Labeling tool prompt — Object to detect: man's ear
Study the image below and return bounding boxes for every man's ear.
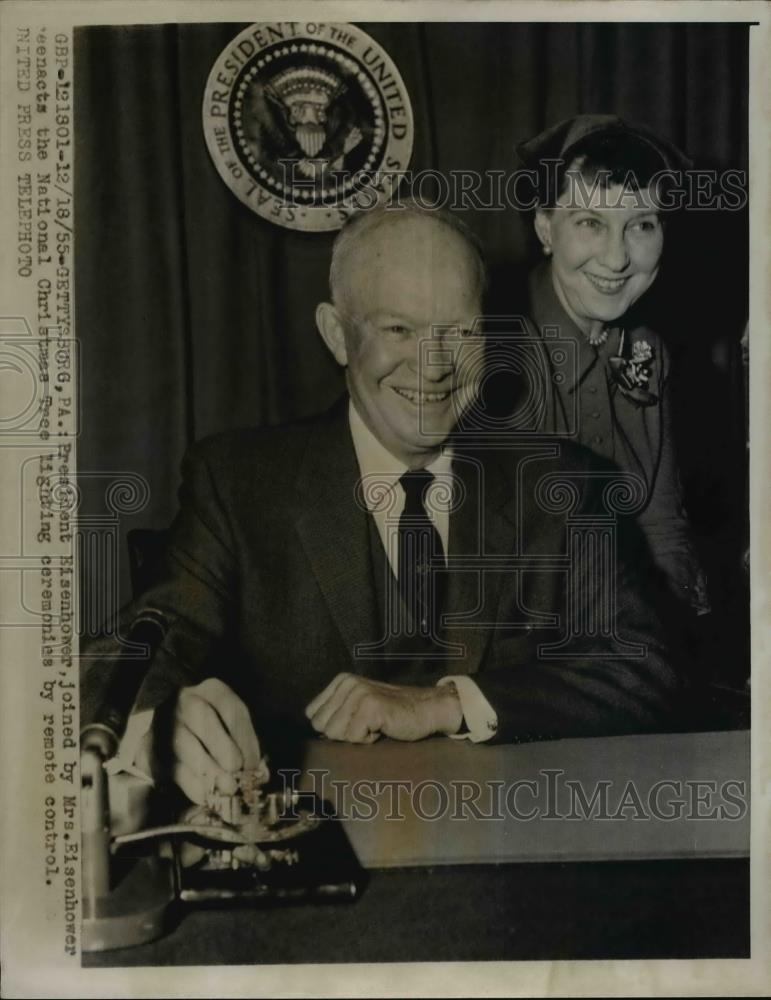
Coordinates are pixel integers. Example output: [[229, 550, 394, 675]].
[[533, 208, 553, 253], [315, 302, 348, 367]]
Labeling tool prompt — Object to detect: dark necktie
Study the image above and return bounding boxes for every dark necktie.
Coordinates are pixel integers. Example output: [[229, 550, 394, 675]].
[[398, 470, 446, 639]]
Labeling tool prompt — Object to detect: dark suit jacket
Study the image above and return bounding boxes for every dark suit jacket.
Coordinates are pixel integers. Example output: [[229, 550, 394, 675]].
[[82, 395, 683, 747]]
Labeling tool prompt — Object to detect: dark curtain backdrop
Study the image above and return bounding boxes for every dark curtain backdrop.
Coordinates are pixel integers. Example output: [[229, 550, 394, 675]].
[[75, 22, 749, 674]]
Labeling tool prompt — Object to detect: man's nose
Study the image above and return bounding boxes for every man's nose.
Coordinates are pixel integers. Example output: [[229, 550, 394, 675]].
[[598, 229, 630, 272], [413, 331, 456, 380]]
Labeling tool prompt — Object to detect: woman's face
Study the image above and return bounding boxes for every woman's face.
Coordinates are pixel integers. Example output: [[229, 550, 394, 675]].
[[535, 180, 665, 332]]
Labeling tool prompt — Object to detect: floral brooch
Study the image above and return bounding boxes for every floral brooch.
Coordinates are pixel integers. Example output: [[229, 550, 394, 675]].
[[608, 336, 658, 407]]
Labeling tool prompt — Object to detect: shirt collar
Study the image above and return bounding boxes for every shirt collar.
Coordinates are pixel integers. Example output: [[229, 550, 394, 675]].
[[348, 400, 453, 512]]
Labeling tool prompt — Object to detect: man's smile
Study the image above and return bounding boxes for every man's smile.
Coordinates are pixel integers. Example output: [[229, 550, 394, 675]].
[[390, 386, 452, 404]]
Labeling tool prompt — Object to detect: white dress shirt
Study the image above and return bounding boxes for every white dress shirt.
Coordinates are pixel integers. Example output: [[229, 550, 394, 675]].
[[348, 402, 498, 743]]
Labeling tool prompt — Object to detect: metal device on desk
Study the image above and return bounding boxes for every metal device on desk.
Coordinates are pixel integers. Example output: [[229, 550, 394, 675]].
[[80, 612, 361, 953]]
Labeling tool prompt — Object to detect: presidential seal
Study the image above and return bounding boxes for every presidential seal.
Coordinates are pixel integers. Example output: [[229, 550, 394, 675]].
[[202, 22, 414, 232]]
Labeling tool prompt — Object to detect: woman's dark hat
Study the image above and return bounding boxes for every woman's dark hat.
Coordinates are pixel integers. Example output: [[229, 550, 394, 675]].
[[515, 114, 692, 172]]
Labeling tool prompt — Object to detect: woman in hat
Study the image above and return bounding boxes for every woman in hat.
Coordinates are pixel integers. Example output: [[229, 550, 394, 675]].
[[515, 114, 709, 616]]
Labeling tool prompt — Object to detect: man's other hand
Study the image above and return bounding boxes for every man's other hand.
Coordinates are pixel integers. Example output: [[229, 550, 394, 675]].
[[305, 674, 463, 743], [164, 678, 262, 803]]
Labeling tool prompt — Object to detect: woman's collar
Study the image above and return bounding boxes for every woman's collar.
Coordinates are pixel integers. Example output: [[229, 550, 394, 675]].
[[528, 261, 621, 378]]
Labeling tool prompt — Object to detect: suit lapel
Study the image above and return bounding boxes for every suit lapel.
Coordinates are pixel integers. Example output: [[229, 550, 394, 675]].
[[442, 451, 517, 676], [293, 402, 520, 679], [294, 400, 381, 667]]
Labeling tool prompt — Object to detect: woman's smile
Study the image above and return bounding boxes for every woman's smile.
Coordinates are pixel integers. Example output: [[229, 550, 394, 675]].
[[583, 272, 632, 295]]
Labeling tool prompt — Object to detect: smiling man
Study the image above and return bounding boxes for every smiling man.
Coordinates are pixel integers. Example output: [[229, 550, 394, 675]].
[[317, 204, 484, 470], [306, 207, 485, 747], [82, 200, 682, 806]]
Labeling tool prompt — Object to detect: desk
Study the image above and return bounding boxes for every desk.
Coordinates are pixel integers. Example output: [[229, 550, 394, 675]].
[[298, 730, 750, 867], [84, 729, 750, 965]]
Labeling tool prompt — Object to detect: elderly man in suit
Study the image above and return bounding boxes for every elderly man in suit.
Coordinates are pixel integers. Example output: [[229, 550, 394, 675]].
[[83, 202, 681, 805]]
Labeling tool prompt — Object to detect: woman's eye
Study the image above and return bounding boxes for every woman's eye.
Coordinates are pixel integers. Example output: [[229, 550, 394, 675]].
[[630, 219, 659, 233], [576, 217, 601, 230], [384, 324, 410, 335]]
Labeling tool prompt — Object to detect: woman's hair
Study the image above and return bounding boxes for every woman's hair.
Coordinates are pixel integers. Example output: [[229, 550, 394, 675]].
[[539, 128, 672, 208]]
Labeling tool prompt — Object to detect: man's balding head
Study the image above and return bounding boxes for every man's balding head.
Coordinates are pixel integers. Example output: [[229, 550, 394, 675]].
[[329, 202, 487, 313]]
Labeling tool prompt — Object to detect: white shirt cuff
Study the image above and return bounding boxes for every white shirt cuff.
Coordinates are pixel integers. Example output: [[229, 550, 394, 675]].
[[438, 676, 498, 742]]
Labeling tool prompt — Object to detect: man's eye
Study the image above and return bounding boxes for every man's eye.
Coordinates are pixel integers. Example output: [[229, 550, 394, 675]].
[[383, 324, 410, 335], [630, 219, 659, 233]]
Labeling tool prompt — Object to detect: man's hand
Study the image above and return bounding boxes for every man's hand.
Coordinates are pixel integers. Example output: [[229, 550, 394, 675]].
[[152, 678, 262, 804], [305, 674, 463, 744]]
